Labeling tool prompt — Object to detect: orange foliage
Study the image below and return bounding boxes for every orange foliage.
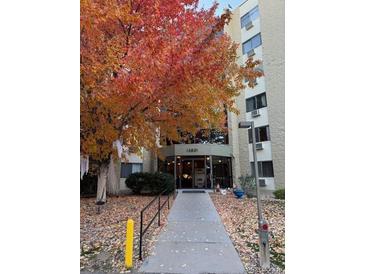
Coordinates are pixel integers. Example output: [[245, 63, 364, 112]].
[[80, 0, 262, 164]]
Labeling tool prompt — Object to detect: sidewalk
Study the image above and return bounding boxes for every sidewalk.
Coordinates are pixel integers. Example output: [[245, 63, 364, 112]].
[[139, 190, 246, 274]]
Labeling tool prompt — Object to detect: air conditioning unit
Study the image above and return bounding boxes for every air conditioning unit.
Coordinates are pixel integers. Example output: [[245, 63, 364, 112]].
[[256, 142, 263, 150], [247, 49, 255, 57], [245, 21, 253, 30], [251, 109, 260, 117], [259, 179, 266, 187]]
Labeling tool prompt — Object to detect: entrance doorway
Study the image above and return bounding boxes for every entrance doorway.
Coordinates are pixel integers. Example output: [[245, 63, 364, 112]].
[[193, 159, 205, 188], [158, 155, 232, 189], [180, 158, 192, 188], [179, 157, 206, 189]]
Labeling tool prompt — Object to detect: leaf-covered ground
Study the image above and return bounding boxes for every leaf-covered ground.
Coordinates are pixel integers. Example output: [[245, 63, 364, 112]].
[[210, 193, 285, 274], [80, 195, 172, 272]]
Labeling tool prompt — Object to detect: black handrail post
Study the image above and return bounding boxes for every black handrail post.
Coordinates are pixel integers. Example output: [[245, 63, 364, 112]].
[[158, 195, 161, 226], [138, 188, 172, 261], [139, 211, 143, 260]]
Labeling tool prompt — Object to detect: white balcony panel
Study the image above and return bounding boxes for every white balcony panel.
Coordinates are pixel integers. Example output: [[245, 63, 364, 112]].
[[241, 18, 261, 43], [248, 141, 272, 162], [244, 75, 266, 98], [239, 0, 259, 15], [244, 107, 269, 128]]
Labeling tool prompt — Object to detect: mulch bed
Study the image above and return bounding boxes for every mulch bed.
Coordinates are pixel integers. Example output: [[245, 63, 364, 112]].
[[210, 192, 285, 274], [80, 195, 173, 273]]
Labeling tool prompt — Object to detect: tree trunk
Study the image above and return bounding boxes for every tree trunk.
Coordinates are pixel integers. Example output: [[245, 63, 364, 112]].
[[96, 165, 108, 204], [106, 156, 120, 195]]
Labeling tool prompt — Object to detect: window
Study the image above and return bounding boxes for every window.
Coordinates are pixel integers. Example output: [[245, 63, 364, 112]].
[[245, 64, 264, 82], [248, 125, 270, 143], [213, 156, 233, 189], [250, 161, 274, 177], [121, 163, 143, 178], [240, 6, 259, 28], [242, 33, 262, 54], [246, 96, 255, 111], [246, 93, 267, 112], [257, 92, 267, 108], [165, 110, 229, 145]]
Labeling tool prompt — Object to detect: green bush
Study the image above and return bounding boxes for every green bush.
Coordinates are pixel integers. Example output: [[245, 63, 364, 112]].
[[126, 172, 175, 195], [273, 188, 285, 200], [125, 172, 150, 194], [238, 175, 256, 197]]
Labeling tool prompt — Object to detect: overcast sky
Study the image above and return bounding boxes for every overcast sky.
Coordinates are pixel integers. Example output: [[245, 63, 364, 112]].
[[198, 0, 243, 15]]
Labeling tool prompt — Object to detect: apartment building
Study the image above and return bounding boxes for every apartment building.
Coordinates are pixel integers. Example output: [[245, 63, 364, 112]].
[[118, 0, 285, 195]]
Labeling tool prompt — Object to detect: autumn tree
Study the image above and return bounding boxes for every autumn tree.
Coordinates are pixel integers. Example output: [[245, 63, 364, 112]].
[[80, 0, 262, 203]]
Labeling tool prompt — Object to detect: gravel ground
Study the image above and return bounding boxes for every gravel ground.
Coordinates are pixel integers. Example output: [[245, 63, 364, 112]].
[[80, 195, 173, 273], [210, 192, 285, 274]]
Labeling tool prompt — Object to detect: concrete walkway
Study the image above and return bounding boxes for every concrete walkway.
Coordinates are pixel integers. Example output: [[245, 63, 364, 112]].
[[139, 190, 246, 274]]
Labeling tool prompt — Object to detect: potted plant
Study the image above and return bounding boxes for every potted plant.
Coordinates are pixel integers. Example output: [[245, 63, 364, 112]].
[[233, 182, 245, 199]]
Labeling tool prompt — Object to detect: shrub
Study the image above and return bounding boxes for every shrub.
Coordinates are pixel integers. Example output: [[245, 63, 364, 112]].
[[125, 172, 151, 194], [80, 173, 97, 196], [273, 188, 285, 200], [126, 172, 175, 195], [238, 175, 256, 197]]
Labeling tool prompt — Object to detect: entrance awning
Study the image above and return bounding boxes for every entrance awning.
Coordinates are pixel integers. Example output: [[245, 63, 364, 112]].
[[159, 143, 232, 158]]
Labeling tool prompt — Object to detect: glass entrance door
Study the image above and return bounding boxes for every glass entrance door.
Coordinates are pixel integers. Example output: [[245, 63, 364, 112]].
[[193, 159, 206, 188], [180, 159, 193, 188], [178, 157, 207, 189]]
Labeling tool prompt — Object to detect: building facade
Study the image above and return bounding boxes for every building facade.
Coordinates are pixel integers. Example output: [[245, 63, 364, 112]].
[[119, 0, 285, 195]]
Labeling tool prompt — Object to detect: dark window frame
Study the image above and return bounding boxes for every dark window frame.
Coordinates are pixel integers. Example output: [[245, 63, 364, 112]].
[[246, 96, 256, 112], [242, 33, 262, 54], [120, 163, 143, 178], [240, 5, 259, 28], [245, 92, 267, 112], [248, 125, 270, 143], [250, 161, 274, 177]]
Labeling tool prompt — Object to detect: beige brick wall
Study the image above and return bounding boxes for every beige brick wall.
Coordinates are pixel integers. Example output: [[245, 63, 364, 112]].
[[258, 0, 285, 189], [226, 6, 254, 183], [142, 150, 153, 172], [225, 7, 251, 183], [226, 0, 285, 190]]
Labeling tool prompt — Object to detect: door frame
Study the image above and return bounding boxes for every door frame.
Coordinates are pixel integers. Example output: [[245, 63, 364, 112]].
[[192, 158, 206, 189], [178, 156, 206, 189]]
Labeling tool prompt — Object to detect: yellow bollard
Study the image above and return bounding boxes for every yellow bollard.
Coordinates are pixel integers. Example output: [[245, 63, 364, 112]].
[[125, 219, 134, 269]]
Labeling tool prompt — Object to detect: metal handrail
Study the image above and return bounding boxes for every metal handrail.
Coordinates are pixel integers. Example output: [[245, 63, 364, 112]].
[[139, 189, 176, 260]]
